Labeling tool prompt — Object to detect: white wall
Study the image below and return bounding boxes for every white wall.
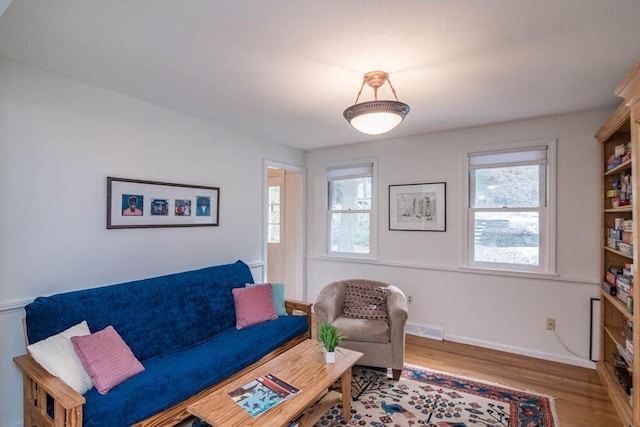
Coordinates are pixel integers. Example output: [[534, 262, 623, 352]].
[[0, 59, 305, 427], [0, 55, 613, 426], [306, 108, 610, 368]]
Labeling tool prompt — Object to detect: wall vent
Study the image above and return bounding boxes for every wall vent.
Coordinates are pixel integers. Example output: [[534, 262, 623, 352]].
[[406, 322, 444, 341]]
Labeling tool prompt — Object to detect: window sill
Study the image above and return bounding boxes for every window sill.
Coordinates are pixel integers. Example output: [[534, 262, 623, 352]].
[[317, 253, 379, 262], [459, 265, 558, 280], [306, 256, 594, 285]]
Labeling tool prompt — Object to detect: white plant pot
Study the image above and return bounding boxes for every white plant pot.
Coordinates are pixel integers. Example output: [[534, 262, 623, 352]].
[[323, 348, 336, 363]]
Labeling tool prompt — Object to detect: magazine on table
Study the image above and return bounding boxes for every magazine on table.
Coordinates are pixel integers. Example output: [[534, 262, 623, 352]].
[[227, 373, 300, 417]]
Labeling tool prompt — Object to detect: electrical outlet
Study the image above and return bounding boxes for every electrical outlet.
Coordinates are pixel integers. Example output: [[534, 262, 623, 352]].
[[546, 318, 556, 331], [407, 295, 413, 304]]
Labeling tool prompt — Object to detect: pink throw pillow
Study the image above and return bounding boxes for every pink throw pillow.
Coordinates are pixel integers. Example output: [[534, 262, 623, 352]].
[[71, 325, 144, 394], [232, 284, 278, 329]]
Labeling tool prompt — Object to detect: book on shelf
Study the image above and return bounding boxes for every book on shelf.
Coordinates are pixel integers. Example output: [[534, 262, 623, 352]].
[[227, 373, 300, 418], [602, 281, 616, 296], [617, 342, 634, 366], [624, 319, 633, 341], [617, 287, 630, 305]]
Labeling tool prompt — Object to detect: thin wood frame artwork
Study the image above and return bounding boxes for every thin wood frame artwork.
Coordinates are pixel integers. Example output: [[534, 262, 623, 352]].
[[389, 182, 446, 231], [107, 177, 219, 229]]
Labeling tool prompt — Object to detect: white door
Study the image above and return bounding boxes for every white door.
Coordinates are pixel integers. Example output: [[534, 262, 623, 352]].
[[265, 166, 304, 300], [267, 170, 285, 284]]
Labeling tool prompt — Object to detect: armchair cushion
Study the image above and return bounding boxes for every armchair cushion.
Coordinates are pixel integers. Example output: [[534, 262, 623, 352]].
[[333, 315, 390, 344], [343, 282, 388, 320]]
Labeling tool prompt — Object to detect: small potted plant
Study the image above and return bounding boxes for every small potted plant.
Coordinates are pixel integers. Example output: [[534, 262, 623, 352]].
[[317, 322, 344, 363]]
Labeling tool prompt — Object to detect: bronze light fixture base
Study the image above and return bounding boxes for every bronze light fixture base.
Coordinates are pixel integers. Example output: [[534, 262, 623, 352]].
[[343, 71, 410, 135]]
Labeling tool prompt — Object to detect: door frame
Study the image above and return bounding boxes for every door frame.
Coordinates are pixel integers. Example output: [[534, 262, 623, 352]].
[[263, 159, 306, 301]]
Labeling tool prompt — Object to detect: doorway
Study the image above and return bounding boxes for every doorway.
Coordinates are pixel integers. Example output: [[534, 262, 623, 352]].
[[265, 163, 305, 300]]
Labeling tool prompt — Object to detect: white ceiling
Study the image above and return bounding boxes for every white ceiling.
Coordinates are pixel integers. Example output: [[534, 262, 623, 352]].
[[1, 1, 640, 151]]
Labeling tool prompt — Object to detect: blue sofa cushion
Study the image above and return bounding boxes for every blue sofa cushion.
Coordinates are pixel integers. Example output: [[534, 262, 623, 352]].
[[82, 315, 308, 427], [26, 261, 255, 361]]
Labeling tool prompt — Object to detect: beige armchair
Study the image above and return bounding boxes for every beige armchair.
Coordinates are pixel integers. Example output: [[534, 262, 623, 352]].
[[314, 279, 408, 380]]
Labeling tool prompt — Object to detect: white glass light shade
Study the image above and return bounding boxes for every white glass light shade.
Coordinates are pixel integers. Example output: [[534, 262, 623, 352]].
[[350, 111, 403, 135], [343, 100, 410, 135]]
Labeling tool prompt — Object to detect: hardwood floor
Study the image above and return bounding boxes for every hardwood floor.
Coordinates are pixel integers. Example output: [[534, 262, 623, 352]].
[[180, 332, 619, 426], [403, 334, 620, 427], [309, 314, 619, 426]]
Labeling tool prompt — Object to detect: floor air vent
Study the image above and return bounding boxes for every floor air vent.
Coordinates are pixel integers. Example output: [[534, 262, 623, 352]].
[[406, 322, 444, 341]]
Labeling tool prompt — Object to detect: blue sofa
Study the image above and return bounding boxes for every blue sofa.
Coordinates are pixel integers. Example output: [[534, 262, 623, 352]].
[[14, 260, 311, 427]]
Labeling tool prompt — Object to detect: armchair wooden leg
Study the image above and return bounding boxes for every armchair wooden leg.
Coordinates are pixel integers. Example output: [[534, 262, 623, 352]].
[[392, 369, 402, 381]]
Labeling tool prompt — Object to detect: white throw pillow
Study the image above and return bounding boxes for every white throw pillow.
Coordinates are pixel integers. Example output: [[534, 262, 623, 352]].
[[27, 320, 93, 394]]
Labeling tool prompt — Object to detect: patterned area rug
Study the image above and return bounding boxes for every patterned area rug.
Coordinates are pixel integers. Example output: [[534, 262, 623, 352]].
[[314, 364, 558, 427], [191, 364, 558, 427]]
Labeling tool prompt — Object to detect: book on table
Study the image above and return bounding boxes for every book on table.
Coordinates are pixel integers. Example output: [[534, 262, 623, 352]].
[[227, 373, 300, 417]]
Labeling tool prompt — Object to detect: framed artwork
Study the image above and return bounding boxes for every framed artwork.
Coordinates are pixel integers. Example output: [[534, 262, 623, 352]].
[[107, 177, 219, 229], [389, 182, 446, 231]]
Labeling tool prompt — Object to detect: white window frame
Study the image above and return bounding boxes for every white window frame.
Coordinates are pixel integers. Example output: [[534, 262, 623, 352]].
[[463, 139, 556, 274], [326, 160, 377, 259], [267, 184, 281, 244]]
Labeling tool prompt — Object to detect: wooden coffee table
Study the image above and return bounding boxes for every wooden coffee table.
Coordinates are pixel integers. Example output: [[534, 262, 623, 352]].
[[187, 339, 363, 427]]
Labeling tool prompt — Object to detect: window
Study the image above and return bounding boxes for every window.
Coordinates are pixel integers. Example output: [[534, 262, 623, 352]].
[[466, 142, 555, 273], [267, 185, 280, 243], [327, 163, 374, 256]]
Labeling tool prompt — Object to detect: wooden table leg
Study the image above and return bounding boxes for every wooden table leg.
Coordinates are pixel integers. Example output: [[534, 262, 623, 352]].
[[341, 368, 352, 421]]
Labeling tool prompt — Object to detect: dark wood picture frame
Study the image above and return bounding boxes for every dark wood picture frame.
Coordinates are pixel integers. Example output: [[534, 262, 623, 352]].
[[107, 177, 220, 229]]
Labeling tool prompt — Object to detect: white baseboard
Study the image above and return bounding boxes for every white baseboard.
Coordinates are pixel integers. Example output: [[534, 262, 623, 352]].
[[405, 321, 595, 370], [442, 333, 596, 370]]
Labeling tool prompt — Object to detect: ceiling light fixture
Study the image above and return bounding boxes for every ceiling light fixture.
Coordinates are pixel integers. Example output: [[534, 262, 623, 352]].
[[343, 71, 410, 135]]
